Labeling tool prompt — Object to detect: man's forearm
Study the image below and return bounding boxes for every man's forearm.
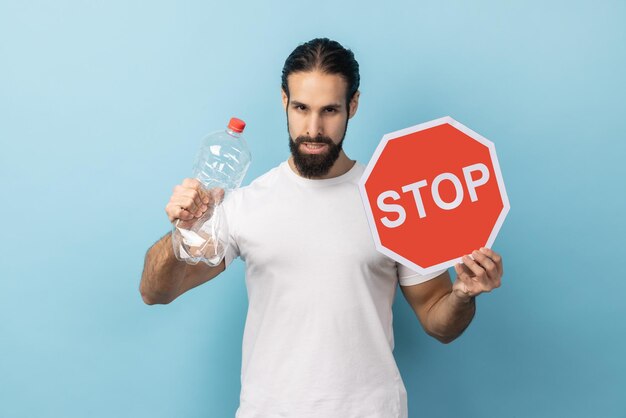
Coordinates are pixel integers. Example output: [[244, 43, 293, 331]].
[[140, 232, 187, 305], [427, 291, 476, 344]]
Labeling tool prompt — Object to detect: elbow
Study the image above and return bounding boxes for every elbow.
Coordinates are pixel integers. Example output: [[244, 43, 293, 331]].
[[139, 283, 172, 306], [426, 326, 459, 345], [141, 291, 159, 305], [431, 325, 471, 344], [140, 290, 172, 305], [139, 286, 156, 305], [435, 334, 457, 345], [424, 316, 472, 345], [427, 329, 453, 344], [139, 269, 174, 305]]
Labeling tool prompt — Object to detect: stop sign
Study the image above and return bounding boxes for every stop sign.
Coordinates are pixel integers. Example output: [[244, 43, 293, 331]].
[[359, 116, 510, 275]]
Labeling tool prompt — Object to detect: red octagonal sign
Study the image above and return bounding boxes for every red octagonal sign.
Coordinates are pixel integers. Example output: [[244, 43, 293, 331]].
[[359, 116, 510, 275]]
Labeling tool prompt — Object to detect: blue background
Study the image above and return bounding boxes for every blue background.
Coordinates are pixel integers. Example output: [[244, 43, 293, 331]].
[[1, 1, 625, 417]]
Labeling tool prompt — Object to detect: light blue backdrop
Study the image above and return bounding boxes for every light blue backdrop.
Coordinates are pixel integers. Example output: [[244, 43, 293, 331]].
[[1, 1, 625, 417]]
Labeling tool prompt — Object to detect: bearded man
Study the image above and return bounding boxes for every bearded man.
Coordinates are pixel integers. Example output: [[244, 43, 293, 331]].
[[140, 37, 504, 418]]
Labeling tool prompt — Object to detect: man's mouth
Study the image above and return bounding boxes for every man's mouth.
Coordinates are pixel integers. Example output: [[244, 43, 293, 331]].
[[301, 142, 329, 154]]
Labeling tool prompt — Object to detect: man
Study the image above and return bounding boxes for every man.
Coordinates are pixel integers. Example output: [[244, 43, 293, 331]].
[[140, 38, 503, 418]]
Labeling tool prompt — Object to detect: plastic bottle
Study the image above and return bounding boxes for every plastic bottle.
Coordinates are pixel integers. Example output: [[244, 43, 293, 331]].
[[172, 117, 251, 266]]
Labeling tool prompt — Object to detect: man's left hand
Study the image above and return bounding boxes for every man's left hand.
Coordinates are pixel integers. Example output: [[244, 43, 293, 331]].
[[452, 247, 503, 301]]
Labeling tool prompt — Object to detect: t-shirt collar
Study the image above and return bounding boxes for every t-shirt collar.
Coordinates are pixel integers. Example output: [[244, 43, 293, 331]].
[[281, 159, 362, 187]]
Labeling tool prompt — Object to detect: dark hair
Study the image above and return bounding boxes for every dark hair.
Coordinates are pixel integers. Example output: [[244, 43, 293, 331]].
[[281, 38, 360, 104]]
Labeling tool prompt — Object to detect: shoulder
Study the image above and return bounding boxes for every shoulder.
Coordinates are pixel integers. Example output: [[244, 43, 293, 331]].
[[352, 161, 366, 178], [224, 163, 283, 205], [246, 163, 283, 189], [238, 162, 284, 197]]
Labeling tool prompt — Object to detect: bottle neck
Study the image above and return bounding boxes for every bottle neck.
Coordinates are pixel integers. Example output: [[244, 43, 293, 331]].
[[226, 128, 242, 138]]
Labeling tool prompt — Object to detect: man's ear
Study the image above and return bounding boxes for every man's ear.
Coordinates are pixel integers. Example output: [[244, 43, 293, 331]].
[[348, 90, 360, 119], [281, 89, 288, 111]]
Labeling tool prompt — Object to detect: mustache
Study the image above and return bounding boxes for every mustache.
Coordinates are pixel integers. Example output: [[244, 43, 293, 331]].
[[293, 135, 334, 145]]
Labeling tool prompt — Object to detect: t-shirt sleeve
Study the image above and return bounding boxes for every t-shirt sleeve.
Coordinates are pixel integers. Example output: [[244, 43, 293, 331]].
[[221, 189, 242, 269], [396, 262, 448, 286]]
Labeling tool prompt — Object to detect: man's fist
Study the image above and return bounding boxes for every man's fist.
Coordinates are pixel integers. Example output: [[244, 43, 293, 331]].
[[165, 178, 224, 225]]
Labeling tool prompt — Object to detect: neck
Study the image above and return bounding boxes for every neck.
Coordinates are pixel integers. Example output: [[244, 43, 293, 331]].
[[288, 151, 355, 179]]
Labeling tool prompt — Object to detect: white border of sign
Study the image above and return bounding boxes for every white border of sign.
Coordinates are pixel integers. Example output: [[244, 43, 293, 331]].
[[358, 116, 511, 276]]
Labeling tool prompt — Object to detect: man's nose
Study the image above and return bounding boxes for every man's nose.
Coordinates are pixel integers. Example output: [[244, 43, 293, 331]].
[[306, 115, 323, 137]]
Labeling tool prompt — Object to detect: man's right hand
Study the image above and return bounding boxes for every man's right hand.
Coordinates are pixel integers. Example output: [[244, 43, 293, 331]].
[[141, 178, 227, 305], [165, 178, 225, 227]]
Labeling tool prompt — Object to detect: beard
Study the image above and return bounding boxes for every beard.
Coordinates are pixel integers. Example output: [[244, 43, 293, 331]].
[[288, 118, 348, 179]]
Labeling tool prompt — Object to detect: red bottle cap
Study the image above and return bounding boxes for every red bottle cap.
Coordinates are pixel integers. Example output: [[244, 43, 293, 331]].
[[228, 117, 246, 133]]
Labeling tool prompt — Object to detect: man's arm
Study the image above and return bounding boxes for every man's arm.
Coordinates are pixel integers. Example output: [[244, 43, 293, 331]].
[[400, 247, 503, 344], [400, 271, 475, 344], [139, 232, 225, 305], [140, 178, 227, 305]]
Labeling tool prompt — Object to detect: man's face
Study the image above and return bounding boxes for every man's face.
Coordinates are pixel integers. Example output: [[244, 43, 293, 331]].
[[282, 71, 359, 178]]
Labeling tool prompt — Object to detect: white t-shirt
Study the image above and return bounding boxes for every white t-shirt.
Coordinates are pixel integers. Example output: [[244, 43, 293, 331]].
[[222, 160, 446, 418]]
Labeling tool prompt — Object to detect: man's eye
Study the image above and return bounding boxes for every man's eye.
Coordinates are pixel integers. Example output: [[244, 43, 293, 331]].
[[295, 105, 306, 111], [324, 108, 336, 113]]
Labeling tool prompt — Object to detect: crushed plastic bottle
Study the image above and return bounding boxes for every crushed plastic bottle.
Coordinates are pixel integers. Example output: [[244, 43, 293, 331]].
[[172, 117, 251, 266]]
